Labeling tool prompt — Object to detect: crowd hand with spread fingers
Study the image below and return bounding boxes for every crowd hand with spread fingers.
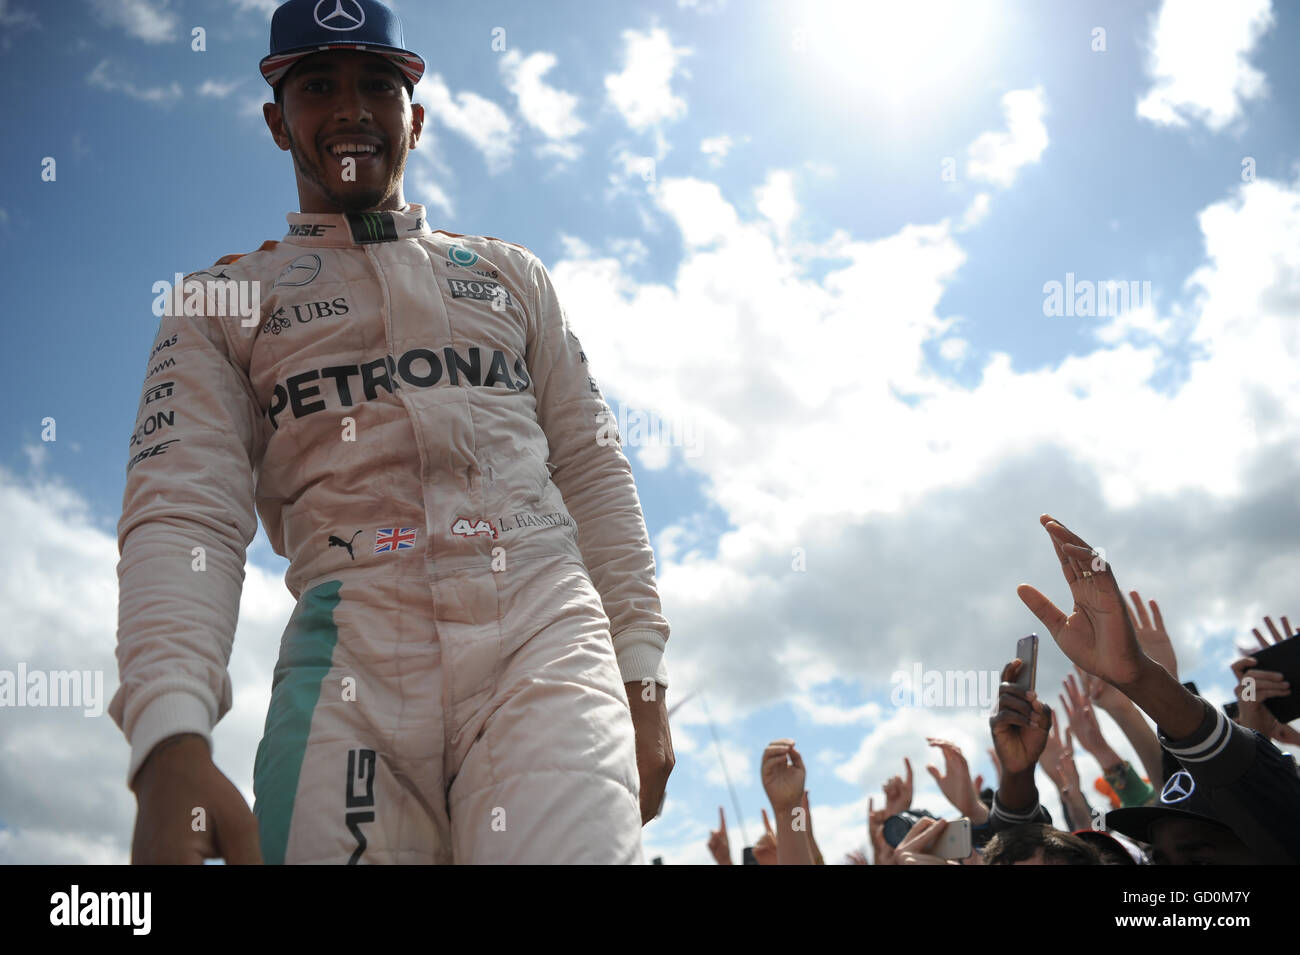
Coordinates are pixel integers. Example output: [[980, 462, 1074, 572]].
[[1041, 717, 1093, 830], [1039, 711, 1070, 790], [759, 739, 814, 865], [707, 806, 731, 865], [895, 817, 960, 866], [926, 737, 989, 825], [1059, 673, 1124, 771], [1074, 664, 1164, 787], [868, 797, 896, 866], [1128, 590, 1178, 680], [990, 658, 1053, 813], [845, 848, 870, 865], [1016, 515, 1204, 740], [881, 757, 914, 816], [1230, 615, 1300, 747]]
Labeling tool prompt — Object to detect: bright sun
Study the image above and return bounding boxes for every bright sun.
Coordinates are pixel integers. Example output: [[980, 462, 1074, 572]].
[[789, 0, 1005, 112]]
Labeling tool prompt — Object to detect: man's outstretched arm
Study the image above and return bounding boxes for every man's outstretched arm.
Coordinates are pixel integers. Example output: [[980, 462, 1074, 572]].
[[524, 254, 674, 822], [112, 275, 266, 861]]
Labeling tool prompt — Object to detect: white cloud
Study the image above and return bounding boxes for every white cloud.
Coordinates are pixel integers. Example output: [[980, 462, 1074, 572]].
[[90, 0, 177, 44], [409, 171, 456, 219], [957, 192, 992, 231], [239, 94, 270, 120], [938, 337, 969, 363], [419, 74, 516, 174], [500, 50, 585, 161], [197, 79, 240, 98], [610, 237, 649, 266], [22, 442, 47, 471], [605, 148, 659, 203], [605, 27, 691, 132], [703, 739, 754, 789], [966, 87, 1048, 188], [0, 463, 296, 863], [406, 146, 458, 219], [700, 134, 734, 167], [1137, 0, 1274, 133], [1093, 300, 1175, 345], [87, 60, 182, 106], [547, 161, 1300, 745], [755, 170, 798, 234]]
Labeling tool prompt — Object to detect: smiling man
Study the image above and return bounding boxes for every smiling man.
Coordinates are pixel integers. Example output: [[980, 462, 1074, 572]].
[[110, 0, 673, 865]]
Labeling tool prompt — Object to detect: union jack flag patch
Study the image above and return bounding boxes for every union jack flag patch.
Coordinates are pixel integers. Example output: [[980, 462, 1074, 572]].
[[374, 527, 418, 554]]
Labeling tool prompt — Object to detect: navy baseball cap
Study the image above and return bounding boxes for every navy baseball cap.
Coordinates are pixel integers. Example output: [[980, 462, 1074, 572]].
[[260, 0, 425, 90], [1105, 769, 1230, 843]]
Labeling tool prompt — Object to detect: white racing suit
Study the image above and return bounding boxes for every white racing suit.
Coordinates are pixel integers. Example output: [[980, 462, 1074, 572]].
[[109, 204, 670, 863]]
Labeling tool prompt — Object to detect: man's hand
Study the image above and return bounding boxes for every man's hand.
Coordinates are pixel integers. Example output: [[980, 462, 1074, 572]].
[[1039, 712, 1069, 790], [1018, 515, 1205, 740], [867, 797, 896, 866], [895, 817, 959, 866], [1059, 673, 1120, 767], [1074, 664, 1129, 716], [760, 738, 806, 813], [131, 734, 262, 865], [1017, 515, 1149, 689], [1057, 729, 1081, 792], [990, 659, 1053, 775], [925, 737, 988, 824], [1127, 590, 1178, 680], [626, 681, 674, 825], [881, 757, 914, 816], [707, 806, 732, 865], [753, 808, 778, 865], [1232, 616, 1300, 746]]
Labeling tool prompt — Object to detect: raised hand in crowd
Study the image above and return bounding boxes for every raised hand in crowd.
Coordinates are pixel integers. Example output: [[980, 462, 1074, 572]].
[[1073, 664, 1164, 789], [844, 848, 870, 865], [1059, 672, 1123, 771], [752, 808, 778, 865], [1041, 716, 1093, 830], [1128, 590, 1178, 680], [1019, 514, 1300, 864], [759, 739, 814, 864], [881, 756, 913, 816], [867, 796, 896, 866], [1039, 711, 1069, 789], [707, 806, 731, 865], [926, 737, 989, 825], [1231, 615, 1300, 747], [990, 657, 1053, 813], [894, 817, 957, 866], [1016, 515, 1204, 739], [802, 790, 825, 865]]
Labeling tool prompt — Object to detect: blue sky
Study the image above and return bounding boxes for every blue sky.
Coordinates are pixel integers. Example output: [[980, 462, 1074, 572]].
[[2, 0, 1299, 864]]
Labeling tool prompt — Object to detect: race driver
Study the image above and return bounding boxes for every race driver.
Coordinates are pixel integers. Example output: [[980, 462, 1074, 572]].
[[110, 0, 674, 864]]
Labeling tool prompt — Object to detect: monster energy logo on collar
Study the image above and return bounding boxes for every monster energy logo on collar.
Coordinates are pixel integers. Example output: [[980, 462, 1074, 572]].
[[347, 212, 399, 244]]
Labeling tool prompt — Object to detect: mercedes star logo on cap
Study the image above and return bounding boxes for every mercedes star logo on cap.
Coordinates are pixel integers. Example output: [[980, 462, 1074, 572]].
[[314, 0, 365, 31]]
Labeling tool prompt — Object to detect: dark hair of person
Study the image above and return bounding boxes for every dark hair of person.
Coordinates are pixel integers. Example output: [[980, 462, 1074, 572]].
[[983, 824, 1100, 865]]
